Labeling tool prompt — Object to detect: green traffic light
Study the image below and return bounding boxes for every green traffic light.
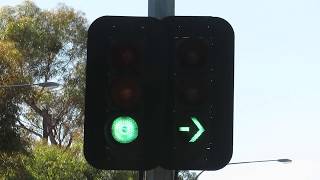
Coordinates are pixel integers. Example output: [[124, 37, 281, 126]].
[[178, 116, 205, 143], [189, 117, 205, 142], [111, 116, 138, 144]]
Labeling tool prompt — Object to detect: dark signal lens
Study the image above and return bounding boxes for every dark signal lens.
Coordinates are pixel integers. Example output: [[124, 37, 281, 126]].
[[180, 86, 205, 105], [111, 79, 141, 108], [183, 87, 202, 104], [177, 39, 208, 67], [176, 80, 207, 106], [112, 44, 140, 69]]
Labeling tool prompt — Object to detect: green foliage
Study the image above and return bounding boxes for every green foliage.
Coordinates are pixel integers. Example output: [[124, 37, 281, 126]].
[[0, 101, 26, 153], [0, 140, 139, 180], [25, 142, 87, 179], [0, 152, 32, 179], [0, 0, 88, 146], [0, 41, 23, 85], [0, 41, 28, 153], [0, 0, 87, 82]]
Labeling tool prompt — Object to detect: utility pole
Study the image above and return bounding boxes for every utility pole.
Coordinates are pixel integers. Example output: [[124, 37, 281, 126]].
[[147, 1, 175, 180]]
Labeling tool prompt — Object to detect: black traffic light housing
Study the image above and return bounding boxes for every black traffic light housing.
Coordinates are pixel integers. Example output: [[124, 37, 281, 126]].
[[84, 16, 233, 171], [84, 16, 168, 170], [162, 16, 234, 170]]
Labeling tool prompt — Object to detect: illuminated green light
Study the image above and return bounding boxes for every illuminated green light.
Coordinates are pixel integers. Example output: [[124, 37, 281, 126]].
[[111, 116, 138, 144], [178, 116, 205, 143], [189, 117, 205, 143], [179, 127, 190, 132]]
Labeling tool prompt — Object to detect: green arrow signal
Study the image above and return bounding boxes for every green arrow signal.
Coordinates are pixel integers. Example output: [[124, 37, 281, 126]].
[[190, 117, 205, 142], [178, 117, 205, 143], [179, 127, 190, 132]]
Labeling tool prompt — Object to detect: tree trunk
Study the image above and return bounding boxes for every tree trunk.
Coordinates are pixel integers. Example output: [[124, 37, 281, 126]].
[[42, 118, 49, 142]]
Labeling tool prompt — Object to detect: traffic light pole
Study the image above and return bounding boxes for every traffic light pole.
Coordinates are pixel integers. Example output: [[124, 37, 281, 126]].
[[148, 0, 174, 19], [147, 0, 175, 180]]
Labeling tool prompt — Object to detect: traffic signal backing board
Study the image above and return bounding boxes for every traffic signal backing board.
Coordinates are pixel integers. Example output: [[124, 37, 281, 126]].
[[84, 16, 234, 170]]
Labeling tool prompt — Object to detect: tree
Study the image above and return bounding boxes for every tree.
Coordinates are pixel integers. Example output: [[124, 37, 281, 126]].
[[0, 0, 87, 146], [0, 41, 28, 152], [0, 2, 141, 179]]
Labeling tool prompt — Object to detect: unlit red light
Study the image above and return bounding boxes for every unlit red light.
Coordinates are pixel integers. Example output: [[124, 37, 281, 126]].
[[111, 79, 140, 108], [112, 45, 140, 69]]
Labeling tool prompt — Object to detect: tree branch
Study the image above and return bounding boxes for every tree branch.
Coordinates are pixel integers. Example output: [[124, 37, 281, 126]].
[[18, 118, 43, 131], [25, 98, 44, 117], [55, 99, 72, 123], [17, 120, 43, 138]]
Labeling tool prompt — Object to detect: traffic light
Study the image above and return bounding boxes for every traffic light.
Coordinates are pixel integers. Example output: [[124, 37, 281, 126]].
[[162, 17, 234, 170], [84, 16, 168, 170], [84, 16, 234, 171]]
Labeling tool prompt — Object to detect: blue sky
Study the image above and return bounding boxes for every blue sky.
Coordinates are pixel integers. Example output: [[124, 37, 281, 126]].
[[1, 0, 320, 179]]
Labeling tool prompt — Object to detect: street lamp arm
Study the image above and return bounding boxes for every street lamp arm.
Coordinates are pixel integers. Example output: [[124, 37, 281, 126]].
[[0, 83, 33, 88], [195, 158, 292, 180], [36, 82, 60, 88], [0, 82, 60, 88], [228, 159, 278, 165]]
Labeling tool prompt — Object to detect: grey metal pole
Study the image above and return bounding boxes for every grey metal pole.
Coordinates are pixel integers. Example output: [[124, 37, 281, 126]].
[[147, 0, 175, 179], [148, 0, 174, 18], [145, 167, 175, 180]]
